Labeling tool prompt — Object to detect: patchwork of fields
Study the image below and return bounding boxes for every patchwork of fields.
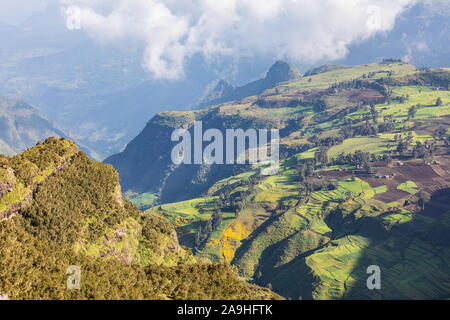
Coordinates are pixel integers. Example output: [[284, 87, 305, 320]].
[[143, 63, 450, 300]]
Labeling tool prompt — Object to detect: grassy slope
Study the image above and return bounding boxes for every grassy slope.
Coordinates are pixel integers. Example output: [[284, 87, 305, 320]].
[[145, 62, 450, 300], [274, 62, 417, 91]]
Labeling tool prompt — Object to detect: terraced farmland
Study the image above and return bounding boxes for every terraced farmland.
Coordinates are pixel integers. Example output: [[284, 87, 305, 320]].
[[142, 63, 450, 300]]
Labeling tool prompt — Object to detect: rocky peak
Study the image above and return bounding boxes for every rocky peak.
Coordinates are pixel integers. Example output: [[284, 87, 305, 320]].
[[199, 61, 302, 108], [215, 79, 235, 92], [264, 60, 302, 86], [204, 80, 236, 103]]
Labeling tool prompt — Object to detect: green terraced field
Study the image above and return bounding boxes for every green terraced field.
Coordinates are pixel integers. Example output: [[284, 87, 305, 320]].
[[139, 64, 450, 300], [374, 185, 388, 194], [128, 192, 158, 208], [328, 137, 396, 157], [379, 209, 414, 226], [397, 181, 419, 194], [377, 86, 450, 120]]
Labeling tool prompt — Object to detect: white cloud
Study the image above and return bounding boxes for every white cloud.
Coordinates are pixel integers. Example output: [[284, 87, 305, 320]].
[[61, 0, 416, 79]]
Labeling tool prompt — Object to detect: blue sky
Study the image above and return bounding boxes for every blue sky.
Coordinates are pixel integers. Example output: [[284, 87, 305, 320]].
[[0, 0, 49, 25]]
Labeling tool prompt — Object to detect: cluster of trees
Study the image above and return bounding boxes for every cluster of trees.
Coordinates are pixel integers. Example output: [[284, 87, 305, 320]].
[[412, 141, 437, 163], [314, 148, 329, 167], [434, 127, 449, 146], [408, 104, 418, 120], [214, 175, 261, 213], [329, 150, 374, 173], [339, 111, 398, 139], [297, 160, 315, 182], [378, 115, 396, 133], [394, 94, 409, 104], [313, 99, 328, 113], [339, 121, 379, 138], [382, 58, 403, 64], [395, 133, 413, 155], [395, 133, 437, 162], [329, 78, 391, 99], [369, 103, 379, 121], [383, 69, 449, 90], [311, 136, 344, 148], [0, 216, 272, 300], [364, 70, 393, 79], [22, 152, 131, 245], [195, 210, 223, 248]]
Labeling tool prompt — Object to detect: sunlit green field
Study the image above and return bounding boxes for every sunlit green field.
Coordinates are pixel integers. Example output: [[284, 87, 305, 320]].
[[141, 64, 450, 300], [275, 62, 417, 92], [328, 137, 396, 157], [378, 86, 450, 120]]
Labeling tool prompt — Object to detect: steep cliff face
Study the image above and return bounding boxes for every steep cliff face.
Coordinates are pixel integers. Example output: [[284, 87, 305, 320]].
[[105, 105, 282, 206]]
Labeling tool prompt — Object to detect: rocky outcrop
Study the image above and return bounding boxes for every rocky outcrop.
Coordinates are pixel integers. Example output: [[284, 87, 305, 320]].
[[99, 223, 138, 264], [0, 168, 15, 198], [114, 184, 124, 207], [263, 60, 302, 87], [0, 192, 33, 220]]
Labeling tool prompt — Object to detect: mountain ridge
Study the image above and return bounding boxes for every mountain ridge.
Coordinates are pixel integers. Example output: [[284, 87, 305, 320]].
[[200, 60, 302, 107], [107, 61, 450, 299]]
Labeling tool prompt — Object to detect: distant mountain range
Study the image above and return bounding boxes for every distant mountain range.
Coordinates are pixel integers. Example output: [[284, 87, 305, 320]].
[[0, 95, 99, 159], [0, 1, 448, 160], [0, 95, 65, 155]]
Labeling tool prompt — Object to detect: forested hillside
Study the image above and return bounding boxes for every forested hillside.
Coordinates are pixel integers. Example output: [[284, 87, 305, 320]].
[[0, 138, 278, 300]]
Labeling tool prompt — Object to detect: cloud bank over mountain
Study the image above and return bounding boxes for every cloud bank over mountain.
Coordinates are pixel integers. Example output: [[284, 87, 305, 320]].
[[60, 0, 416, 79]]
